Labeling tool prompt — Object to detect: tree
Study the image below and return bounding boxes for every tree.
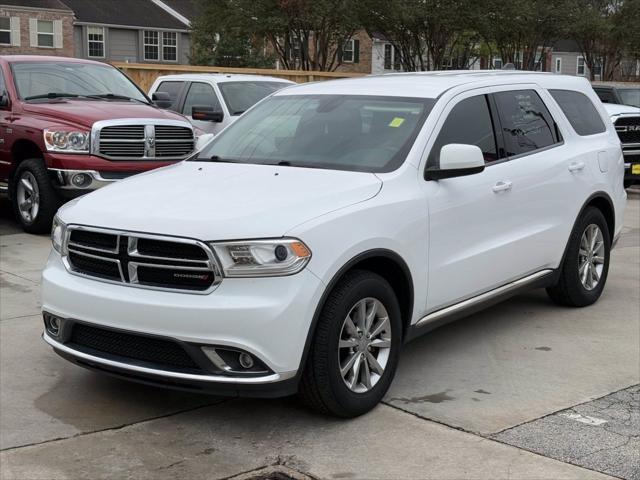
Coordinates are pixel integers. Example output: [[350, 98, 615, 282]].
[[192, 0, 361, 71], [191, 0, 274, 67], [479, 0, 570, 71], [565, 0, 631, 80]]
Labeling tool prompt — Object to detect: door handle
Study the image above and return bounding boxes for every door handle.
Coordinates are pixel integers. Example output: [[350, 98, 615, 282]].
[[568, 161, 585, 172], [492, 180, 512, 193]]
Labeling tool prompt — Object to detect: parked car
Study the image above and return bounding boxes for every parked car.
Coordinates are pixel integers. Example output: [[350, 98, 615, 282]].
[[602, 103, 640, 188], [0, 56, 197, 233], [42, 72, 625, 417], [148, 74, 294, 135], [593, 84, 640, 108]]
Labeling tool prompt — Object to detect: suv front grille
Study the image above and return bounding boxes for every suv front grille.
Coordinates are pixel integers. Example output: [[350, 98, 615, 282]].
[[95, 122, 195, 161], [614, 116, 640, 146], [64, 227, 221, 293], [69, 323, 201, 372]]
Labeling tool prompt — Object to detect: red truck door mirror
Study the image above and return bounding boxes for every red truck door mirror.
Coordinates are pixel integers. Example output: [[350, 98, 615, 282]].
[[151, 91, 172, 109], [0, 92, 9, 108], [192, 105, 224, 123]]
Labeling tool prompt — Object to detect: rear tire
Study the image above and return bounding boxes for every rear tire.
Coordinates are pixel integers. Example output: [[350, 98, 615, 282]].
[[546, 207, 610, 307], [300, 270, 402, 417], [11, 158, 60, 234]]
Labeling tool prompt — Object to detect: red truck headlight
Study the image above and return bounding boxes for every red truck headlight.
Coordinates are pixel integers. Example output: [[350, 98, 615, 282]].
[[44, 129, 90, 154]]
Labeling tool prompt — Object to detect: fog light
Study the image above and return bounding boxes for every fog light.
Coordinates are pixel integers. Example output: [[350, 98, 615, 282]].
[[71, 173, 91, 188], [44, 314, 61, 336], [238, 352, 254, 369]]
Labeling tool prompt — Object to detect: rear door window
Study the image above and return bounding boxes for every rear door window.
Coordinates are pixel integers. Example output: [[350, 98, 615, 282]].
[[550, 89, 606, 136], [182, 82, 222, 116], [493, 90, 561, 157], [429, 94, 499, 166], [155, 81, 185, 111]]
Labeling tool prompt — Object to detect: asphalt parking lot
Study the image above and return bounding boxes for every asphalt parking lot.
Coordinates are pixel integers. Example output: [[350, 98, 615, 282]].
[[0, 192, 638, 480]]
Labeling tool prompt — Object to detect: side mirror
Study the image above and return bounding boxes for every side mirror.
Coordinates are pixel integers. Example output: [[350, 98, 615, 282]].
[[0, 92, 9, 108], [192, 105, 224, 123], [425, 144, 485, 180], [151, 91, 172, 109]]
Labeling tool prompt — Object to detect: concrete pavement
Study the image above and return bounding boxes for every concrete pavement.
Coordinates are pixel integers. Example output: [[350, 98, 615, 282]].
[[0, 193, 638, 479]]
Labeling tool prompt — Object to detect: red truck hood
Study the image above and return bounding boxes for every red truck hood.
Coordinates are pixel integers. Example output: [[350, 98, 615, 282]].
[[22, 100, 188, 129]]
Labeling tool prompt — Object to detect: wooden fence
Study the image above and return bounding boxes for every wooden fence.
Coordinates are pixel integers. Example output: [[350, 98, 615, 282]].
[[111, 62, 364, 92]]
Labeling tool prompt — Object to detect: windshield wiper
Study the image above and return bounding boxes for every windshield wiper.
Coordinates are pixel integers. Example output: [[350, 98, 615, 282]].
[[191, 155, 244, 163], [86, 93, 149, 104], [24, 92, 80, 100]]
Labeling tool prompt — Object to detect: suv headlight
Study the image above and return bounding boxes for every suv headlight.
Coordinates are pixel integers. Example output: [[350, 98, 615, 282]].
[[44, 129, 90, 153], [51, 216, 67, 254], [209, 238, 311, 277]]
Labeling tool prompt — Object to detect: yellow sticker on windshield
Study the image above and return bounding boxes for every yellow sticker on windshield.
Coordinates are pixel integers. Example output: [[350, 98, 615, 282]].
[[389, 117, 405, 128]]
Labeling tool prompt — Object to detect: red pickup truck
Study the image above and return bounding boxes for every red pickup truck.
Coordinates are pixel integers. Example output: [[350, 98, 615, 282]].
[[0, 56, 195, 233]]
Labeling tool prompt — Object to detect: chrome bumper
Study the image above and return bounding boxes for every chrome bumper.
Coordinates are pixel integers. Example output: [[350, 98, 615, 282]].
[[42, 331, 295, 385], [49, 169, 121, 191]]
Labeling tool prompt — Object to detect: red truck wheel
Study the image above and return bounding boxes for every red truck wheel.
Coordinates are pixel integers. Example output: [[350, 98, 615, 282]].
[[11, 159, 61, 234]]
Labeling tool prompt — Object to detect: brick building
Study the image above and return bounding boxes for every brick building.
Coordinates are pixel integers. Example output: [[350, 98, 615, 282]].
[[0, 0, 74, 57]]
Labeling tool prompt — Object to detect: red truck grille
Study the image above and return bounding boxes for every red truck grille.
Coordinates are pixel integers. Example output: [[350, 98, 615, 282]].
[[96, 122, 195, 160]]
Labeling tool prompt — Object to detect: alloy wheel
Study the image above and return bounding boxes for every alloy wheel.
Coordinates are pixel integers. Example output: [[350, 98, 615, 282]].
[[579, 223, 605, 291], [16, 171, 40, 224], [338, 297, 392, 393]]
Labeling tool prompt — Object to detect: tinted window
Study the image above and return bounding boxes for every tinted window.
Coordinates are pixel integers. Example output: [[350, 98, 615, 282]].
[[196, 95, 434, 173], [594, 88, 615, 103], [429, 95, 498, 166], [550, 89, 606, 136], [494, 90, 559, 156], [155, 81, 184, 110], [182, 82, 222, 116], [618, 89, 640, 108], [218, 81, 290, 115]]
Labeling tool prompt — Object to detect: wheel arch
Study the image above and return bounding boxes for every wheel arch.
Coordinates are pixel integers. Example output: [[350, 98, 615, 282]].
[[297, 249, 414, 378], [10, 139, 44, 179]]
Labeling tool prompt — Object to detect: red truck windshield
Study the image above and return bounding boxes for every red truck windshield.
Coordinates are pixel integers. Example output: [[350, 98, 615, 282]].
[[11, 62, 149, 103]]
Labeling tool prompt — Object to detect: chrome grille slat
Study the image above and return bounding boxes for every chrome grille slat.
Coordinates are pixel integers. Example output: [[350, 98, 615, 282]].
[[63, 227, 221, 294], [93, 120, 195, 161]]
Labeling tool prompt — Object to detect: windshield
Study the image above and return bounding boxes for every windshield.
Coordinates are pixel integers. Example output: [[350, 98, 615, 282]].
[[12, 62, 148, 103], [618, 89, 640, 108], [195, 94, 434, 173], [218, 81, 291, 115]]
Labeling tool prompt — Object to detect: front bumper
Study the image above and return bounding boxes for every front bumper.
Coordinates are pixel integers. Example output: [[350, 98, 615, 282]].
[[42, 251, 325, 395]]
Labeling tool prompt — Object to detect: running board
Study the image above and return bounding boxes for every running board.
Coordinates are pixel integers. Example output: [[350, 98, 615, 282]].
[[406, 269, 554, 342]]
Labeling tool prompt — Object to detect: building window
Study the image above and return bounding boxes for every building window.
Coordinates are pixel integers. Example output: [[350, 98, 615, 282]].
[[87, 26, 104, 58], [162, 31, 177, 61], [383, 43, 401, 71], [342, 39, 354, 63], [493, 57, 503, 70], [555, 58, 562, 74], [592, 58, 603, 77], [144, 30, 159, 61], [577, 56, 586, 76], [383, 44, 392, 70], [0, 17, 10, 45], [37, 20, 54, 47]]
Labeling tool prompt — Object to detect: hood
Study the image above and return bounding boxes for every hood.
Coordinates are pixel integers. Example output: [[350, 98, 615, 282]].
[[602, 103, 640, 116], [59, 162, 382, 240], [23, 100, 188, 129]]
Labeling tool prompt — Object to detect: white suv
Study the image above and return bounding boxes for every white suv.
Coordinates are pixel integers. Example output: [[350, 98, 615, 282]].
[[148, 74, 294, 135], [43, 72, 626, 417]]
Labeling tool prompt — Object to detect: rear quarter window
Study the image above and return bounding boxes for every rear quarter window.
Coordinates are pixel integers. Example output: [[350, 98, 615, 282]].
[[550, 89, 606, 136]]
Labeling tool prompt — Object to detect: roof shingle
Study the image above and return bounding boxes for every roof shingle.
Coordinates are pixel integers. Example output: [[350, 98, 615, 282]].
[[60, 0, 189, 30]]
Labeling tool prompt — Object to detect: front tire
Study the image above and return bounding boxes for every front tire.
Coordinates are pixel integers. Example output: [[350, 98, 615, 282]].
[[300, 270, 402, 417], [11, 159, 60, 234], [546, 206, 611, 307]]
